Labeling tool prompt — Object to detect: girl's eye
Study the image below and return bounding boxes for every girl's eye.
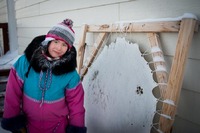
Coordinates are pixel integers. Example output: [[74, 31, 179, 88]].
[[62, 43, 67, 47], [52, 40, 58, 44]]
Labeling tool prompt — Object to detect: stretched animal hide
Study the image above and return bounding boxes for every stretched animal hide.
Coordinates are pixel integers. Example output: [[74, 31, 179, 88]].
[[83, 37, 157, 133]]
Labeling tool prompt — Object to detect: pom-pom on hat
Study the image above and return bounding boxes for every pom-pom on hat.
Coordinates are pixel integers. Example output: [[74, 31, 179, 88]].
[[42, 18, 75, 48]]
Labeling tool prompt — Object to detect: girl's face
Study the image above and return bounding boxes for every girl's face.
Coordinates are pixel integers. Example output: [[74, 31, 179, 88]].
[[48, 40, 68, 58]]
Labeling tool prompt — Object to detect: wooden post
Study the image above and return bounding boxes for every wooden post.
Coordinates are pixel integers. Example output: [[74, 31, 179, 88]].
[[77, 24, 88, 74], [147, 33, 168, 96], [158, 18, 197, 133], [80, 32, 108, 80]]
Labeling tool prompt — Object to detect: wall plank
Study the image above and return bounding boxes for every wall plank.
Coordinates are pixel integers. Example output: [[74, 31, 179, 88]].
[[16, 4, 40, 18], [0, 0, 6, 9], [120, 0, 200, 20], [39, 0, 129, 15], [173, 116, 200, 133], [16, 4, 119, 28], [0, 14, 7, 23], [15, 0, 46, 10], [165, 56, 200, 93], [176, 89, 200, 125]]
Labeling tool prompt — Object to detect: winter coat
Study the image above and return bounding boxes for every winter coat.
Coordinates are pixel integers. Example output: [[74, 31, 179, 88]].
[[1, 35, 86, 133]]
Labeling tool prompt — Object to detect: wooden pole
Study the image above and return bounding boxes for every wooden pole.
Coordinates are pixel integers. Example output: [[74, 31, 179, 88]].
[[158, 18, 197, 133], [80, 32, 108, 80], [147, 33, 168, 96], [77, 24, 88, 74], [87, 21, 181, 32]]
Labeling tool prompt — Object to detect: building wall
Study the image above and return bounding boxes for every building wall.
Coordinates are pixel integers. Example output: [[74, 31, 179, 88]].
[[2, 0, 200, 132], [0, 0, 7, 23]]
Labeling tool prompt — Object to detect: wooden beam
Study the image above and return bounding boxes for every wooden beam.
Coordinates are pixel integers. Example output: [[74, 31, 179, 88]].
[[159, 18, 197, 133], [147, 33, 168, 96], [80, 32, 108, 80], [77, 24, 88, 74], [147, 33, 169, 132], [88, 21, 181, 33]]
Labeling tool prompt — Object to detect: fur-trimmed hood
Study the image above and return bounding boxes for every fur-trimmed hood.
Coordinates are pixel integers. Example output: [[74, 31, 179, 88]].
[[24, 35, 77, 76]]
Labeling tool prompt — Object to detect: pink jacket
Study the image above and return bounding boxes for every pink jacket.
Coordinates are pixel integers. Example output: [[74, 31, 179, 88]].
[[3, 55, 85, 133]]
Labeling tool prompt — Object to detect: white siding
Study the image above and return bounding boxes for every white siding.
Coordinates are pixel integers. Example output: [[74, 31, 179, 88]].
[[0, 0, 7, 23]]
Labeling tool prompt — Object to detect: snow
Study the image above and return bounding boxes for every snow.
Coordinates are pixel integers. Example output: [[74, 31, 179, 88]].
[[0, 126, 11, 133], [181, 13, 198, 20], [153, 56, 165, 62], [154, 65, 167, 73], [163, 99, 175, 106], [148, 55, 165, 64], [159, 113, 172, 120], [151, 46, 163, 53], [0, 50, 21, 70], [114, 13, 198, 28], [155, 128, 164, 133]]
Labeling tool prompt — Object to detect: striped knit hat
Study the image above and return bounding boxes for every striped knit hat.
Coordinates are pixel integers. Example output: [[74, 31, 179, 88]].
[[42, 19, 75, 48]]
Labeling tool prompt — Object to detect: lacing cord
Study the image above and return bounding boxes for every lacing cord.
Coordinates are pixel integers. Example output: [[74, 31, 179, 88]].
[[155, 110, 174, 120], [39, 68, 52, 107], [151, 123, 164, 133]]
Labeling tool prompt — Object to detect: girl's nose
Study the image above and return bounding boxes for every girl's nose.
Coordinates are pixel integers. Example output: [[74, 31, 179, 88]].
[[56, 43, 62, 50]]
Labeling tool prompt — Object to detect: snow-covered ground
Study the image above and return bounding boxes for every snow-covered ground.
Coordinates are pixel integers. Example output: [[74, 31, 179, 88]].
[[0, 127, 10, 133], [0, 118, 10, 133], [0, 50, 21, 70]]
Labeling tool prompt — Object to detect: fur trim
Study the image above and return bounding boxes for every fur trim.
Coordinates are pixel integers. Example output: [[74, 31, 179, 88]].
[[24, 35, 46, 62], [66, 125, 87, 133], [24, 35, 77, 75], [1, 114, 27, 132]]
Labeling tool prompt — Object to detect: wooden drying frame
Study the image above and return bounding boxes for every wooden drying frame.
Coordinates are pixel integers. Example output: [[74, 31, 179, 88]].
[[77, 15, 199, 133]]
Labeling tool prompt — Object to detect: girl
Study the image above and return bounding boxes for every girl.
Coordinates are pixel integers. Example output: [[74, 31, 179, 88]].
[[1, 19, 86, 133]]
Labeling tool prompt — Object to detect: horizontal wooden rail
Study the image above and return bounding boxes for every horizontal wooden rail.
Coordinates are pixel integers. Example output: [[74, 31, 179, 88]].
[[87, 20, 199, 33]]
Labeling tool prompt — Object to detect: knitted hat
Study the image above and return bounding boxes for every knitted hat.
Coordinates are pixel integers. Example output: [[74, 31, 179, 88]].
[[42, 19, 75, 48]]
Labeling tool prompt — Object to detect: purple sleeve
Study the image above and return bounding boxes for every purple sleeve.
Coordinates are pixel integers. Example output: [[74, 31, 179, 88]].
[[66, 82, 85, 127], [3, 67, 23, 118]]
